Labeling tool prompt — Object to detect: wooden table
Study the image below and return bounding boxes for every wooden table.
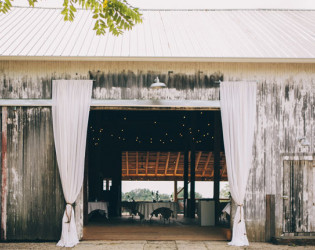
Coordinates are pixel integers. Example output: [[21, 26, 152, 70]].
[[88, 202, 109, 218], [136, 202, 179, 220]]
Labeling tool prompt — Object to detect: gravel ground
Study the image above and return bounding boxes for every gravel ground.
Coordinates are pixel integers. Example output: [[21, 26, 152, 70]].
[[0, 241, 314, 250]]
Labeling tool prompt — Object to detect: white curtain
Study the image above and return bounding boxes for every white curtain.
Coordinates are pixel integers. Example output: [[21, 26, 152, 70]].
[[220, 82, 257, 246], [52, 80, 93, 247]]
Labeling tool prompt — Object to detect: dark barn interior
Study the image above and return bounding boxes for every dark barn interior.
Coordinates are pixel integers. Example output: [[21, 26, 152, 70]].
[[84, 109, 230, 240]]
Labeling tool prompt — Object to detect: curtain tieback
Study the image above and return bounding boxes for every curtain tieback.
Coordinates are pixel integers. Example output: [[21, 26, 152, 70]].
[[65, 203, 74, 224], [237, 204, 243, 224]]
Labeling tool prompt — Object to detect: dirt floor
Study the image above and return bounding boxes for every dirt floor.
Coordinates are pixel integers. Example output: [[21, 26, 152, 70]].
[[0, 240, 314, 250]]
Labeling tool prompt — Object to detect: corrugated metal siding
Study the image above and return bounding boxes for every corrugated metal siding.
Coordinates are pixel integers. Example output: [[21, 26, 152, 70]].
[[0, 8, 314, 59]]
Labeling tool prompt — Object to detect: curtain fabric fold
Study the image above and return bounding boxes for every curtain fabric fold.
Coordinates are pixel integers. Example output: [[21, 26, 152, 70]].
[[220, 82, 257, 246], [52, 80, 93, 248]]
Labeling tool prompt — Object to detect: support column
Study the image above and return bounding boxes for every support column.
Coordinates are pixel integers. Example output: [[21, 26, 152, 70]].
[[174, 180, 178, 202], [183, 150, 189, 217], [213, 111, 221, 226], [190, 149, 195, 218], [1, 107, 7, 240], [189, 113, 196, 219]]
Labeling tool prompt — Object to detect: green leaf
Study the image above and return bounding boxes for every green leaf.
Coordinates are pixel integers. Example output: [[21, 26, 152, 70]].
[[70, 5, 77, 12]]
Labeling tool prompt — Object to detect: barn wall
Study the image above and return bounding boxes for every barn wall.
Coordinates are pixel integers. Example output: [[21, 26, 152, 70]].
[[4, 107, 64, 240], [0, 60, 314, 241]]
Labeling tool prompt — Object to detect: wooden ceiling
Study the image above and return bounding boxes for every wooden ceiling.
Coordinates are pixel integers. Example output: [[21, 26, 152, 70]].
[[122, 151, 227, 181]]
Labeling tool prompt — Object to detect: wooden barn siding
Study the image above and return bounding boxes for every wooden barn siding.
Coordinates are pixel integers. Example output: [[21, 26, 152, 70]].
[[5, 107, 64, 240], [0, 60, 314, 242], [246, 79, 314, 241]]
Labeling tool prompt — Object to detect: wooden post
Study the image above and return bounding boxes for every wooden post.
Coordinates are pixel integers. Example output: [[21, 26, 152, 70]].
[[1, 107, 7, 240], [213, 111, 221, 226], [184, 150, 189, 217], [174, 180, 178, 202], [189, 113, 196, 219], [265, 194, 275, 241], [190, 149, 196, 218], [83, 130, 89, 226]]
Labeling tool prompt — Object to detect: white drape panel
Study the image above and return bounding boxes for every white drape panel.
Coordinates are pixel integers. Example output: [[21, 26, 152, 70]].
[[220, 82, 257, 246], [52, 80, 93, 248]]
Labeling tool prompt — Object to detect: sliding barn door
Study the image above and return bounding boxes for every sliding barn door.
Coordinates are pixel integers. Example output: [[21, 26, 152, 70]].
[[283, 160, 315, 234]]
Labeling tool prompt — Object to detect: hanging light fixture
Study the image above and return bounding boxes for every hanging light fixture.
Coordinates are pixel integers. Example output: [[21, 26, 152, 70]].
[[150, 76, 167, 89]]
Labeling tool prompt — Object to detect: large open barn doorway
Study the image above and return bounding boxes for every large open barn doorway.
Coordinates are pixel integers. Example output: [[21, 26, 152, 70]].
[[83, 109, 231, 240]]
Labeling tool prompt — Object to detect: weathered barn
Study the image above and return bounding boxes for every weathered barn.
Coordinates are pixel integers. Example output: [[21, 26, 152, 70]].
[[0, 7, 314, 243]]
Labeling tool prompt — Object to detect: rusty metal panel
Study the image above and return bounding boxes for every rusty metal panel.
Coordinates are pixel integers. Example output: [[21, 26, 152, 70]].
[[5, 107, 64, 240]]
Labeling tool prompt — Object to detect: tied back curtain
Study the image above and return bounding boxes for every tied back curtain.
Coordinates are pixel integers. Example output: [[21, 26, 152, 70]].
[[220, 82, 257, 246], [52, 80, 93, 247]]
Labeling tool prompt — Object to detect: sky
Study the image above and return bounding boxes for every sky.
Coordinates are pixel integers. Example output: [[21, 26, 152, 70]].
[[12, 0, 315, 9]]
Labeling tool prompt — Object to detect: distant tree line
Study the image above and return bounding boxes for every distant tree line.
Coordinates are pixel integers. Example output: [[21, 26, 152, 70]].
[[122, 188, 203, 202]]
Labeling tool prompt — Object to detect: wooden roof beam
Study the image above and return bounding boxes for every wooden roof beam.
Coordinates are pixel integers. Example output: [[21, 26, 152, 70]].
[[165, 152, 170, 175], [145, 151, 149, 175], [174, 152, 181, 175], [155, 152, 160, 176], [195, 151, 202, 171], [136, 152, 138, 175], [202, 152, 212, 177], [126, 151, 129, 175]]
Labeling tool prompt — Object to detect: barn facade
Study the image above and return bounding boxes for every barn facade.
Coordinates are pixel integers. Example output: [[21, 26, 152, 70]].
[[0, 7, 314, 242]]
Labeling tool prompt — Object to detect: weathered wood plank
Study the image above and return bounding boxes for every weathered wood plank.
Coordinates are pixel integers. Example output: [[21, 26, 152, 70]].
[[5, 107, 64, 240], [0, 108, 2, 238], [265, 194, 275, 241], [1, 107, 7, 240], [0, 60, 314, 242]]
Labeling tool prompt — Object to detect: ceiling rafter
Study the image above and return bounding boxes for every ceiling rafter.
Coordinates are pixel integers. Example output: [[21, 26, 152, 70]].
[[126, 151, 129, 175], [202, 152, 212, 177], [195, 151, 202, 170], [136, 152, 139, 175], [145, 151, 149, 175], [174, 152, 181, 175], [155, 152, 160, 176], [121, 151, 227, 181], [165, 152, 171, 175]]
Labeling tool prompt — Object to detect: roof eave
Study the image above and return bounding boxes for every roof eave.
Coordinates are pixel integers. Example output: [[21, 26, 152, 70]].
[[0, 56, 314, 63]]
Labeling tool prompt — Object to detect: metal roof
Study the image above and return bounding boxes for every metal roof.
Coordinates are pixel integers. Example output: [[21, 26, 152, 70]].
[[0, 7, 315, 62]]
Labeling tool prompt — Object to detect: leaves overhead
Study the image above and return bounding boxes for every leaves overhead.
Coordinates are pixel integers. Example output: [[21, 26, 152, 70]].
[[0, 0, 142, 36]]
